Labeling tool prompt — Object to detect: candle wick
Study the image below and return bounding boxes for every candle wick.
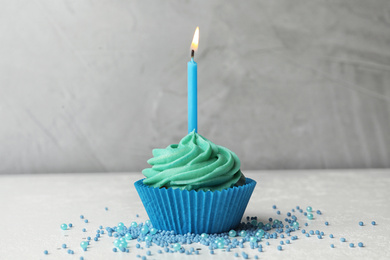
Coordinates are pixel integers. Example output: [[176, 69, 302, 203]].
[[191, 49, 195, 59]]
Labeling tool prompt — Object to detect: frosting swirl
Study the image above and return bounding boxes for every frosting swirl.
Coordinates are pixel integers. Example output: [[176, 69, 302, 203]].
[[142, 131, 242, 191]]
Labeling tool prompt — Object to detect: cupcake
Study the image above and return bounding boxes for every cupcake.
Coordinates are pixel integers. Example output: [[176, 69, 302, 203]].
[[134, 131, 256, 234]]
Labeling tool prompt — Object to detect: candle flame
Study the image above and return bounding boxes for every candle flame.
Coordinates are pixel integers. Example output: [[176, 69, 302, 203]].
[[190, 27, 199, 52]]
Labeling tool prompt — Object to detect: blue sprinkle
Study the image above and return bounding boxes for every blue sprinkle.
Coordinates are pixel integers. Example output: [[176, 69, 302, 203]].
[[280, 241, 284, 245], [269, 217, 273, 222], [62, 244, 66, 249], [286, 240, 290, 244], [82, 228, 86, 232], [305, 233, 310, 237], [43, 250, 48, 255], [94, 237, 98, 241], [349, 243, 354, 248], [272, 205, 277, 209], [105, 207, 108, 211], [80, 257, 84, 260], [87, 236, 91, 240], [304, 222, 308, 226], [277, 245, 282, 251], [371, 221, 376, 225], [325, 222, 329, 226], [210, 250, 214, 255], [80, 215, 84, 219], [136, 244, 141, 248], [84, 219, 88, 223], [287, 212, 291, 217], [309, 230, 314, 235], [69, 223, 73, 227], [255, 256, 259, 259], [277, 210, 281, 215], [316, 210, 322, 215], [340, 238, 346, 242], [358, 242, 363, 247], [146, 250, 151, 256], [158, 250, 162, 254], [302, 229, 306, 234], [359, 221, 363, 226], [317, 235, 322, 239], [234, 253, 239, 257], [321, 232, 324, 236], [142, 256, 146, 260], [330, 244, 334, 248], [315, 230, 320, 235], [329, 234, 334, 238]]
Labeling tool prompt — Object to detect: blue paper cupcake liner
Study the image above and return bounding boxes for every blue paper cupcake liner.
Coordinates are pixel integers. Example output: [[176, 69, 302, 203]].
[[134, 178, 256, 234]]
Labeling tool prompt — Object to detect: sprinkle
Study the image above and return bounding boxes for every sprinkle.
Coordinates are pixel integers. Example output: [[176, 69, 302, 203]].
[[306, 206, 312, 212], [358, 242, 363, 247], [173, 243, 181, 251], [84, 219, 88, 223], [239, 230, 247, 237], [43, 250, 48, 255], [60, 224, 68, 230], [359, 221, 363, 226], [80, 215, 84, 219], [68, 223, 73, 228], [340, 238, 346, 242], [307, 213, 313, 220], [229, 230, 237, 237], [277, 245, 282, 251], [349, 243, 354, 248], [272, 205, 277, 209], [325, 222, 329, 226], [286, 240, 290, 244], [329, 234, 334, 238], [62, 244, 66, 249], [277, 210, 281, 215], [316, 210, 322, 215], [82, 228, 86, 232], [330, 244, 334, 248], [105, 207, 108, 211], [371, 221, 376, 225]]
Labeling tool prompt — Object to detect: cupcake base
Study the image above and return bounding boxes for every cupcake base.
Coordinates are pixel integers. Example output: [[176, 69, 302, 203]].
[[134, 177, 256, 234]]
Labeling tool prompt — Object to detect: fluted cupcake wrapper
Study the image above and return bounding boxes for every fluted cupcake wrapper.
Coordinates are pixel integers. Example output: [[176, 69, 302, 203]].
[[134, 178, 256, 234]]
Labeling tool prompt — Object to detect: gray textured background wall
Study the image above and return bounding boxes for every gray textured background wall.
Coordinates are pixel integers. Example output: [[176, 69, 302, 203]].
[[1, 0, 389, 174]]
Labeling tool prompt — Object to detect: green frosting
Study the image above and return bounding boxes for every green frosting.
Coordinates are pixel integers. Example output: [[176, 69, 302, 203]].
[[142, 131, 242, 191]]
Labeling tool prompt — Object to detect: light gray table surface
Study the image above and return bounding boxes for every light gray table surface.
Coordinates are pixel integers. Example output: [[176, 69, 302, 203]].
[[0, 170, 389, 260]]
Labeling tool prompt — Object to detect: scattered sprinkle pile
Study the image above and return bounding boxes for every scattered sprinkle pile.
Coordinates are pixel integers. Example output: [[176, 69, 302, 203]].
[[44, 205, 376, 259]]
